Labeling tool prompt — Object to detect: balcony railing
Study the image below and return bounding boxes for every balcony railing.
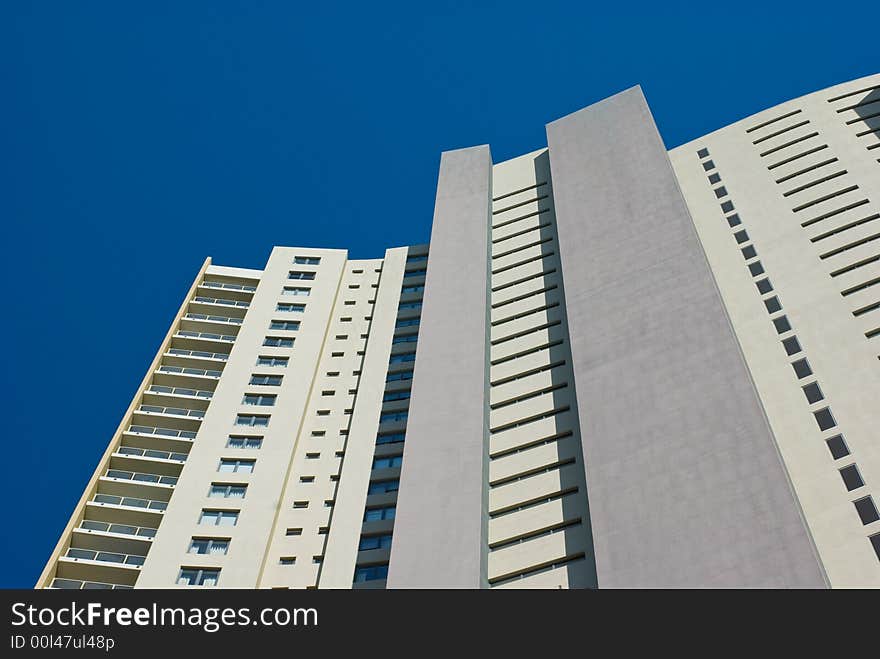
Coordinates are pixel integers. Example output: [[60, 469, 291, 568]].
[[106, 468, 179, 486], [92, 493, 167, 511], [127, 425, 197, 439], [147, 384, 213, 399], [192, 295, 249, 308], [64, 548, 146, 567], [50, 578, 133, 590], [115, 446, 188, 462], [175, 330, 236, 342], [201, 281, 257, 293], [157, 365, 222, 378], [137, 404, 205, 419], [167, 348, 228, 361], [184, 312, 243, 325], [78, 519, 157, 539]]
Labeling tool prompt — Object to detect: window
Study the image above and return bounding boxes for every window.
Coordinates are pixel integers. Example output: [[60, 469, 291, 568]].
[[379, 411, 408, 424], [257, 356, 288, 367], [288, 271, 316, 280], [802, 382, 824, 404], [286, 528, 303, 536], [373, 455, 403, 469], [359, 534, 393, 551], [335, 334, 348, 340], [714, 186, 728, 198], [404, 268, 427, 278], [321, 390, 335, 396], [209, 483, 247, 498], [269, 320, 300, 331], [386, 370, 414, 383], [748, 261, 765, 277], [276, 303, 306, 315], [354, 564, 389, 582], [313, 556, 323, 564], [741, 245, 757, 260], [401, 285, 424, 293], [721, 201, 735, 213], [839, 465, 865, 491], [854, 497, 879, 525], [392, 334, 418, 345], [316, 410, 330, 416], [306, 452, 320, 459], [389, 352, 416, 364], [871, 534, 880, 562], [243, 393, 276, 406], [825, 435, 849, 460], [395, 318, 420, 329], [300, 476, 315, 483], [264, 336, 294, 348], [352, 268, 364, 274], [782, 336, 802, 356], [199, 510, 239, 527], [311, 430, 326, 436], [792, 358, 812, 379], [368, 480, 399, 495], [697, 148, 710, 158], [364, 506, 396, 522], [383, 390, 411, 402], [188, 538, 229, 555], [219, 459, 255, 474], [773, 316, 791, 334], [348, 284, 360, 289], [398, 301, 422, 311], [344, 300, 356, 306], [733, 230, 749, 244], [177, 568, 220, 586], [250, 374, 283, 386], [726, 213, 741, 227], [279, 557, 296, 565], [764, 296, 782, 314], [376, 432, 405, 445], [326, 371, 339, 377], [235, 414, 269, 427], [293, 501, 309, 509], [226, 435, 262, 449], [331, 351, 344, 357], [340, 317, 352, 322], [702, 159, 715, 171], [813, 407, 836, 431], [282, 287, 310, 296], [294, 256, 320, 265]]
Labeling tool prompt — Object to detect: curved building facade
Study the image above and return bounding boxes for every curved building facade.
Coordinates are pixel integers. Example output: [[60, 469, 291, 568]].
[[38, 73, 880, 589]]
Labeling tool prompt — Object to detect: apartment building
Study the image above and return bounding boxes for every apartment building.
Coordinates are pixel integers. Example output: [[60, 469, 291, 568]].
[[38, 72, 880, 589]]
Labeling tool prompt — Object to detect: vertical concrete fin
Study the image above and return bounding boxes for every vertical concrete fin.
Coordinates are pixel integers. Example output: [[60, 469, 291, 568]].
[[545, 87, 826, 587], [387, 145, 492, 588]]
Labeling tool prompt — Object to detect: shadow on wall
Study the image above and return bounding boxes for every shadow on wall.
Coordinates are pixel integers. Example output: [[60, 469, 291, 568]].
[[852, 88, 880, 144], [530, 150, 598, 589]]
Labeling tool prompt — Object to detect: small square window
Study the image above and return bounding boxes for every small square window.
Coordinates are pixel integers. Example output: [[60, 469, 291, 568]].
[[782, 336, 802, 356], [286, 528, 303, 536], [697, 148, 710, 158], [854, 497, 879, 525], [748, 261, 765, 277], [870, 534, 880, 561], [734, 230, 749, 244], [741, 245, 757, 260], [703, 160, 716, 171], [331, 352, 344, 357], [839, 465, 865, 491], [714, 186, 728, 198], [721, 201, 735, 213], [802, 382, 824, 404], [773, 315, 791, 334], [321, 390, 335, 396], [317, 410, 330, 416], [311, 430, 326, 436], [300, 476, 315, 483], [293, 501, 309, 509], [764, 296, 782, 314], [313, 556, 323, 564], [791, 358, 812, 379], [825, 435, 849, 460], [279, 557, 296, 565], [813, 407, 836, 431], [306, 452, 320, 459], [726, 213, 741, 227]]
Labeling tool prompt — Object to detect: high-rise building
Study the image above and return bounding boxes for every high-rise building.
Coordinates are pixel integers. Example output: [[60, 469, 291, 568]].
[[38, 73, 880, 590]]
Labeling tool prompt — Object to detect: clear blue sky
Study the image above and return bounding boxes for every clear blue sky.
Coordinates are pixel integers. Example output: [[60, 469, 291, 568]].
[[0, 2, 874, 588]]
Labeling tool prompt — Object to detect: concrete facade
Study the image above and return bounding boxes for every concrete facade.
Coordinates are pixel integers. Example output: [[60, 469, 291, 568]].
[[38, 73, 880, 590]]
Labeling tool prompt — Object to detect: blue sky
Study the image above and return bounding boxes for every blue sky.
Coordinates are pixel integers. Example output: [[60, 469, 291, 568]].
[[0, 2, 875, 588]]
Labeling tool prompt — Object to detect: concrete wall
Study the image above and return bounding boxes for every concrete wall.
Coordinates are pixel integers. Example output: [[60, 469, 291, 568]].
[[546, 87, 827, 587], [387, 146, 492, 588]]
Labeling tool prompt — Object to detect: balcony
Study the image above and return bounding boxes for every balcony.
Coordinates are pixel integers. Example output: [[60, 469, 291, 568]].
[[192, 295, 250, 309], [163, 348, 228, 372], [182, 312, 243, 326], [153, 365, 220, 390], [76, 519, 157, 540], [136, 404, 204, 420], [172, 331, 236, 351], [49, 578, 133, 590], [102, 468, 178, 497], [92, 493, 167, 512], [63, 547, 146, 568], [146, 384, 213, 401], [132, 404, 203, 433], [56, 547, 144, 586], [127, 424, 196, 440]]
